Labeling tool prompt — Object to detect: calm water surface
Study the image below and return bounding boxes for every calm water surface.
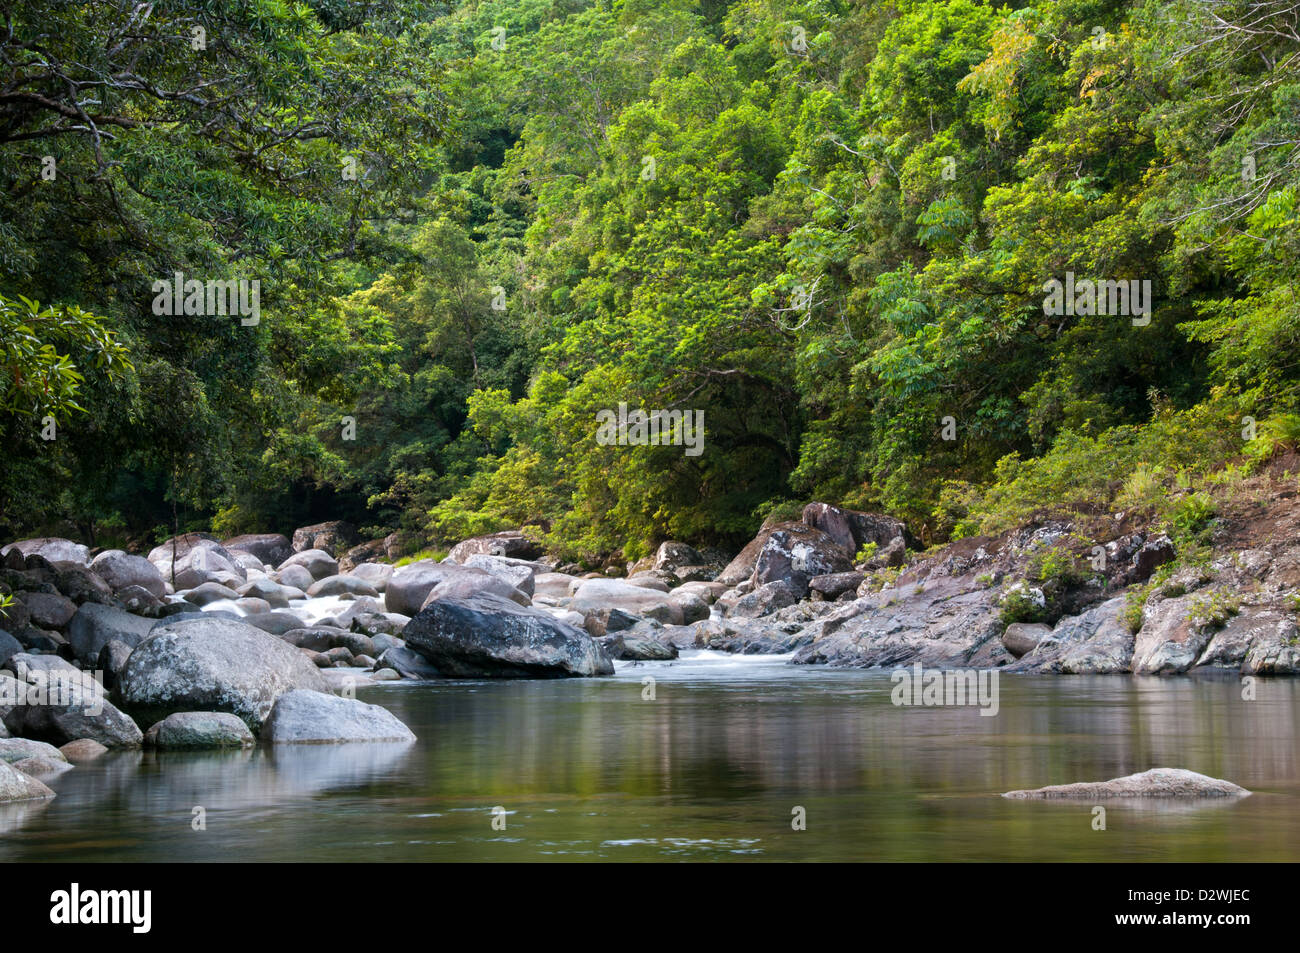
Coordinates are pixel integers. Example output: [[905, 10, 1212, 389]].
[[3, 651, 1298, 861]]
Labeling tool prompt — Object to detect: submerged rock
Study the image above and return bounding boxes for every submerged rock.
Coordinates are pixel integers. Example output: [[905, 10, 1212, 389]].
[[262, 689, 415, 743], [1003, 768, 1250, 799], [144, 711, 256, 749]]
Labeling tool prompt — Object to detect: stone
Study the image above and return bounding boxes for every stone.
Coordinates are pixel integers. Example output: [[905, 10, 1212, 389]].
[[144, 711, 256, 749], [808, 571, 865, 600], [2, 538, 90, 566], [1002, 622, 1052, 658], [60, 739, 109, 762], [89, 550, 167, 597], [222, 533, 293, 566], [0, 630, 21, 668], [1004, 768, 1249, 799], [461, 554, 537, 597], [727, 580, 800, 619], [1133, 595, 1218, 675], [275, 564, 315, 591], [0, 759, 55, 801], [148, 534, 247, 589], [0, 738, 66, 763], [291, 521, 358, 557], [801, 503, 916, 554], [751, 527, 854, 598], [14, 666, 143, 748], [446, 530, 544, 563], [262, 689, 415, 743], [347, 562, 394, 592], [1132, 535, 1176, 581], [66, 603, 162, 666], [405, 592, 613, 678], [117, 615, 329, 731], [306, 575, 380, 598], [20, 591, 77, 630], [277, 549, 339, 581], [375, 646, 441, 680], [570, 578, 683, 625], [385, 560, 527, 617], [12, 756, 73, 780], [183, 581, 242, 606], [96, 639, 134, 690], [242, 611, 309, 636]]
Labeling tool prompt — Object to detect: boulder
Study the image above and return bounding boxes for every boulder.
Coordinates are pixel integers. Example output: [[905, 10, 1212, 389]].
[[1133, 595, 1218, 675], [461, 554, 537, 597], [533, 572, 578, 601], [404, 592, 613, 678], [96, 640, 134, 690], [306, 575, 380, 599], [51, 564, 116, 604], [148, 534, 246, 588], [275, 564, 315, 591], [12, 756, 74, 780], [1002, 622, 1052, 658], [0, 630, 22, 668], [1132, 535, 1176, 581], [653, 541, 702, 572], [752, 527, 854, 597], [808, 572, 865, 600], [0, 737, 66, 764], [183, 581, 242, 606], [583, 607, 641, 639], [338, 539, 387, 572], [291, 521, 358, 557], [116, 585, 165, 614], [60, 739, 108, 763], [277, 549, 338, 581], [1004, 768, 1249, 799], [89, 550, 167, 597], [1, 538, 90, 566], [262, 690, 416, 743], [117, 615, 329, 731], [242, 611, 309, 636], [14, 667, 143, 748], [445, 530, 544, 564], [569, 578, 683, 625], [667, 589, 710, 623], [66, 603, 162, 666], [236, 578, 292, 608], [801, 503, 915, 554], [375, 646, 441, 680], [727, 580, 800, 618], [597, 631, 679, 661], [144, 712, 256, 749], [0, 760, 55, 802], [385, 561, 526, 617], [347, 562, 394, 592], [20, 591, 77, 630], [222, 533, 293, 567]]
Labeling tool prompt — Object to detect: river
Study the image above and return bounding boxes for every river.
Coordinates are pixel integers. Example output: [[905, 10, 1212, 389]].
[[3, 651, 1298, 861]]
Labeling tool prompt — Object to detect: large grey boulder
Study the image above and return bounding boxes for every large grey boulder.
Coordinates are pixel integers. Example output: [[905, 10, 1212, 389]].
[[88, 550, 167, 597], [275, 564, 315, 591], [801, 503, 915, 554], [144, 712, 255, 749], [375, 646, 441, 680], [117, 615, 328, 731], [751, 527, 854, 598], [1002, 622, 1052, 658], [291, 521, 357, 557], [404, 592, 613, 678], [347, 562, 394, 592], [66, 602, 162, 666], [569, 578, 683, 625], [0, 738, 66, 763], [3, 663, 142, 748], [461, 554, 537, 597], [20, 591, 77, 630], [183, 581, 242, 606], [1133, 594, 1219, 675], [2, 537, 90, 566], [222, 533, 293, 567], [307, 575, 380, 598], [1004, 768, 1249, 799], [385, 560, 527, 617], [0, 760, 55, 802], [277, 548, 338, 581], [262, 690, 415, 743], [0, 630, 19, 668]]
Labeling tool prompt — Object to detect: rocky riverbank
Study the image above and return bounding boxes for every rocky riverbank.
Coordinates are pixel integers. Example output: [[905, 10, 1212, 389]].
[[3, 483, 1299, 800]]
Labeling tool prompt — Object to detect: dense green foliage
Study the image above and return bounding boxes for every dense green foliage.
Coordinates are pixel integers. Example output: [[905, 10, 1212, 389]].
[[3, 0, 1298, 562]]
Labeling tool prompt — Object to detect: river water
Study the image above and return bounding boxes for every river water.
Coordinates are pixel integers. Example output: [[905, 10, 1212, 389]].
[[2, 651, 1298, 862]]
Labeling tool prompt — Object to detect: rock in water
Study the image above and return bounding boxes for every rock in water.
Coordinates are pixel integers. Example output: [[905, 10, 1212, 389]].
[[0, 759, 55, 802], [144, 711, 256, 749], [261, 690, 415, 743], [1003, 768, 1250, 799], [117, 615, 328, 731], [66, 603, 162, 666], [405, 592, 614, 677]]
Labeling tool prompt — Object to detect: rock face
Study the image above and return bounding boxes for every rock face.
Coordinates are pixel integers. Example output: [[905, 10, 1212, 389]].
[[1004, 768, 1250, 799], [1132, 595, 1218, 675], [0, 759, 55, 802], [117, 615, 328, 731], [66, 603, 162, 666], [88, 550, 167, 597], [223, 533, 293, 567], [404, 592, 614, 678], [1006, 597, 1134, 674], [446, 530, 544, 564], [144, 711, 255, 749], [292, 521, 358, 557], [261, 690, 415, 743]]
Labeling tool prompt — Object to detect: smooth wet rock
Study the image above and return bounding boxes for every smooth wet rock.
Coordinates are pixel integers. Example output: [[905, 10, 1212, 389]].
[[0, 759, 55, 801], [570, 578, 682, 625], [405, 592, 613, 678], [262, 689, 415, 743], [236, 578, 292, 608], [223, 533, 293, 567], [275, 564, 315, 591], [347, 562, 394, 592], [2, 538, 90, 566], [144, 711, 256, 749], [0, 737, 66, 764], [307, 575, 380, 598], [375, 646, 441, 680], [243, 610, 308, 636], [148, 534, 246, 589], [117, 615, 328, 731], [386, 560, 526, 616], [12, 755, 73, 780], [1004, 768, 1250, 799]]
